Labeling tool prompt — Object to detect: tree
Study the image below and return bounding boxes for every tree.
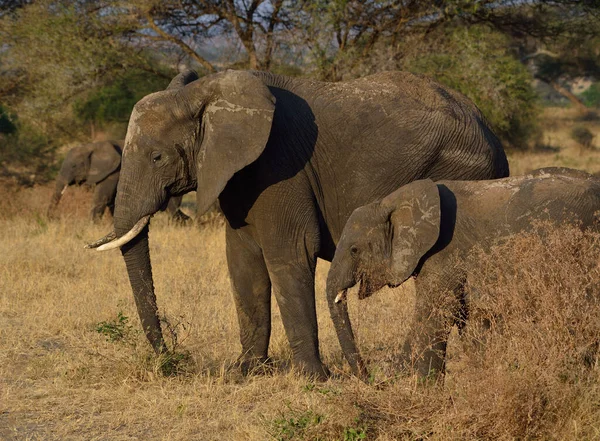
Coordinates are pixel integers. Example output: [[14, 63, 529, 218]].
[[0, 0, 171, 140], [117, 0, 294, 71], [73, 69, 173, 138], [403, 26, 539, 148]]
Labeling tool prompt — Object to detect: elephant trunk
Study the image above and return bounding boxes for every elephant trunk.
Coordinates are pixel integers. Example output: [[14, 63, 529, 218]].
[[115, 216, 166, 355], [48, 175, 68, 216], [326, 264, 368, 380]]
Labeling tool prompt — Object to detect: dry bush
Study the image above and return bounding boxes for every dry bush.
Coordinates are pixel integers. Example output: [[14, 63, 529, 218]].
[[0, 182, 94, 221], [447, 223, 600, 439]]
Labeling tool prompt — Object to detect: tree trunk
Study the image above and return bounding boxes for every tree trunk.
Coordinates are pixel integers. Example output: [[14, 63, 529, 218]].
[[548, 80, 589, 114]]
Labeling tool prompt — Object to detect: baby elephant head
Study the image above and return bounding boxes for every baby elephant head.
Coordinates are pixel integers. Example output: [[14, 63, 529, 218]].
[[326, 179, 441, 378]]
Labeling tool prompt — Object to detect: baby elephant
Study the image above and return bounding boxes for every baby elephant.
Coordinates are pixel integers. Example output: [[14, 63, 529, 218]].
[[327, 167, 600, 380]]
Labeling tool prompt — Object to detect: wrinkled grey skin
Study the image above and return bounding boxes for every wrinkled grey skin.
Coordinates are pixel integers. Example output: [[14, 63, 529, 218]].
[[327, 167, 600, 380], [49, 140, 189, 222], [91, 69, 509, 379]]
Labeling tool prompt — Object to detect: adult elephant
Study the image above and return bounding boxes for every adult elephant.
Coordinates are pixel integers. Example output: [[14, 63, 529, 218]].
[[88, 69, 509, 379], [49, 140, 189, 222]]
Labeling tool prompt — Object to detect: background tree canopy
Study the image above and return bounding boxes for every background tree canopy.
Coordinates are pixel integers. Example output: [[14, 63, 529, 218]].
[[1, 0, 599, 183]]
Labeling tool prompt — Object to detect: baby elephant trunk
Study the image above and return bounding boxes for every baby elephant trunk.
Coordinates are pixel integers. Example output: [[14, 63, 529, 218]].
[[326, 271, 369, 380]]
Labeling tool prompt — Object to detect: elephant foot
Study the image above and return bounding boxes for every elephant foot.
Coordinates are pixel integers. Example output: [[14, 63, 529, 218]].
[[293, 358, 330, 382], [235, 355, 274, 377]]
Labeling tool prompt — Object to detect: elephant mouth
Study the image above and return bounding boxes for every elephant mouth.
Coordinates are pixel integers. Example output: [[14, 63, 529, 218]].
[[358, 278, 376, 300], [333, 277, 381, 303], [85, 215, 151, 251]]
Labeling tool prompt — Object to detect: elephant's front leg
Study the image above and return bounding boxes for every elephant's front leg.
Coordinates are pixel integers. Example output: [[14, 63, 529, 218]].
[[402, 280, 458, 380], [226, 225, 272, 374]]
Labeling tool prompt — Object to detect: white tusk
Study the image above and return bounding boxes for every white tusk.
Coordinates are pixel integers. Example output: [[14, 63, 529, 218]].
[[60, 184, 68, 195], [96, 215, 151, 251], [334, 291, 347, 304]]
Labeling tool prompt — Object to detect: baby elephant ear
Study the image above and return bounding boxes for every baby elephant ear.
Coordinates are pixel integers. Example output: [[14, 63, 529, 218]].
[[87, 141, 122, 185], [381, 179, 441, 286]]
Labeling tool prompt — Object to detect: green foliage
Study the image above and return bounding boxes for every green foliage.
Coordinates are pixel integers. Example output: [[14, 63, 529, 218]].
[[0, 105, 16, 134], [403, 25, 539, 148], [95, 311, 133, 343], [73, 70, 172, 127], [0, 0, 167, 140], [0, 107, 57, 183], [272, 409, 324, 441], [343, 426, 367, 441], [570, 126, 595, 149], [580, 82, 600, 108]]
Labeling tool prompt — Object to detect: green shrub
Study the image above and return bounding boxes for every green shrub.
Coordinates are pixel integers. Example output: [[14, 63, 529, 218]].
[[271, 409, 325, 441], [95, 311, 133, 343], [580, 82, 600, 108], [73, 69, 173, 130], [0, 110, 57, 183]]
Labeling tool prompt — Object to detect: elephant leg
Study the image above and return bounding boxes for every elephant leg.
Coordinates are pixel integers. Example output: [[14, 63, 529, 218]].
[[91, 173, 119, 222], [264, 245, 328, 380], [402, 280, 458, 380], [226, 225, 272, 374]]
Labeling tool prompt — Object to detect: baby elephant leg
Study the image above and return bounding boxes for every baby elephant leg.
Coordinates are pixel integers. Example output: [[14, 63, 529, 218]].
[[401, 280, 463, 380]]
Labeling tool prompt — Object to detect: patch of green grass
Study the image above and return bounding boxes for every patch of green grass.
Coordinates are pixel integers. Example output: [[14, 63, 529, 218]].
[[343, 425, 367, 441], [271, 409, 325, 441]]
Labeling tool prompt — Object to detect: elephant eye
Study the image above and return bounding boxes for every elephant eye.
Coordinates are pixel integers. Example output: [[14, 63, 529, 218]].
[[152, 152, 162, 163], [350, 245, 359, 255]]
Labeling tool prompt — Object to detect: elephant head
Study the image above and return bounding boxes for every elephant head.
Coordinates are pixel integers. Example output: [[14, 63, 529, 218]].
[[88, 70, 275, 354], [326, 179, 441, 377], [48, 141, 122, 215]]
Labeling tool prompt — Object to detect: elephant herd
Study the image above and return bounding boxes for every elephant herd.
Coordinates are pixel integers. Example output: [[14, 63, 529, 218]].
[[67, 69, 598, 382]]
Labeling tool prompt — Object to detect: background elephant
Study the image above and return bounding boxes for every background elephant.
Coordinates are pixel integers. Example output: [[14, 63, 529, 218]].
[[327, 167, 600, 380], [49, 140, 190, 222], [89, 69, 509, 379]]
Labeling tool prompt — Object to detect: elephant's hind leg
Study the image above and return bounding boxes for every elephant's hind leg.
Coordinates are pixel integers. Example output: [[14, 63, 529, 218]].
[[91, 173, 119, 221], [226, 225, 272, 375], [260, 219, 329, 381]]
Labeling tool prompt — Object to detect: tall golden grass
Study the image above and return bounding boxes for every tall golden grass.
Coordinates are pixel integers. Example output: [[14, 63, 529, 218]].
[[1, 108, 599, 440]]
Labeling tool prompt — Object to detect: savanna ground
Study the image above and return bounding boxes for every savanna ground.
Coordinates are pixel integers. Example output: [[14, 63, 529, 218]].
[[1, 108, 600, 440]]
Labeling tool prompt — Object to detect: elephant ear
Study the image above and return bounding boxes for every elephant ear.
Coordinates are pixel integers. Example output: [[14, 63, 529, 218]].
[[87, 141, 122, 185], [188, 70, 276, 215], [381, 179, 441, 286]]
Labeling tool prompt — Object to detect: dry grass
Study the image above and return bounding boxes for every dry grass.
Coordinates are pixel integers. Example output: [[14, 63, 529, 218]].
[[507, 107, 600, 176], [1, 107, 600, 440]]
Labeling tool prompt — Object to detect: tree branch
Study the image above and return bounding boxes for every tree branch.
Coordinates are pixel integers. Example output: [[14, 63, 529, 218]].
[[143, 11, 215, 73]]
